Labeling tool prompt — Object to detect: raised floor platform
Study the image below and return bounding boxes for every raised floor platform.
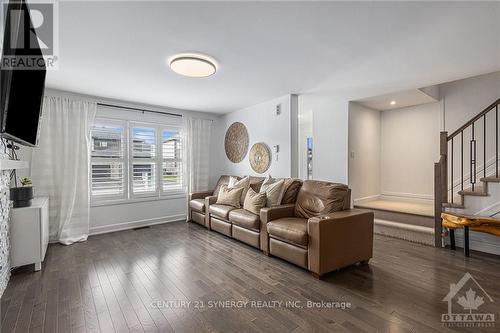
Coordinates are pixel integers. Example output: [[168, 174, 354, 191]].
[[354, 199, 434, 217], [354, 198, 435, 245]]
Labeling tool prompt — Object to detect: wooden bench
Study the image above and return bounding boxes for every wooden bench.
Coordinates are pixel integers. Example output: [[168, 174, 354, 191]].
[[442, 212, 500, 257]]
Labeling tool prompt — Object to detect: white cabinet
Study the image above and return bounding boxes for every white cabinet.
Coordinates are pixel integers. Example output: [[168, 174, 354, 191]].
[[10, 197, 49, 271]]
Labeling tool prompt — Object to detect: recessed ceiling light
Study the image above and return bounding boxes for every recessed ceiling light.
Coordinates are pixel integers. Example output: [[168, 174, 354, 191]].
[[390, 100, 396, 105], [169, 53, 217, 78]]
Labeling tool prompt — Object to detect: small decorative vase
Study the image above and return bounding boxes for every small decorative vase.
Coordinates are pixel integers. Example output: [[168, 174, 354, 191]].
[[10, 186, 34, 208]]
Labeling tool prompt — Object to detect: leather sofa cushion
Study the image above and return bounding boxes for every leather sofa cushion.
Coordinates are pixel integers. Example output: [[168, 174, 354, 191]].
[[229, 209, 260, 231], [213, 175, 238, 197], [189, 199, 205, 213], [228, 176, 250, 204], [261, 176, 286, 207], [281, 178, 303, 204], [209, 204, 237, 220], [249, 176, 265, 192], [216, 185, 243, 208], [295, 180, 349, 219], [267, 217, 308, 247], [243, 188, 267, 215]]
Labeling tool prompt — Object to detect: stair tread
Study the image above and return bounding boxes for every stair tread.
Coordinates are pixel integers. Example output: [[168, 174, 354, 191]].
[[481, 177, 500, 183], [458, 186, 488, 196], [443, 202, 465, 209]]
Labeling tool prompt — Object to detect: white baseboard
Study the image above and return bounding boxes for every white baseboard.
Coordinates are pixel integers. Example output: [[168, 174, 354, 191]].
[[89, 214, 186, 235], [381, 191, 434, 204], [353, 194, 380, 205]]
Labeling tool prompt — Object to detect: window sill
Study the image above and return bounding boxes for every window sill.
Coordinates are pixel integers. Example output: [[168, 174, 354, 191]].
[[91, 191, 187, 207]]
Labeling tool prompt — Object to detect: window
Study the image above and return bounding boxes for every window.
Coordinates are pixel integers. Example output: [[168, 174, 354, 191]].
[[91, 118, 184, 204], [131, 126, 157, 195], [161, 129, 182, 191], [90, 121, 126, 200]]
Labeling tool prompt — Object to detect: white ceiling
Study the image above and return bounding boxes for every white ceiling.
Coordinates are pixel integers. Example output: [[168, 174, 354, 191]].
[[46, 1, 500, 113], [355, 88, 438, 111]]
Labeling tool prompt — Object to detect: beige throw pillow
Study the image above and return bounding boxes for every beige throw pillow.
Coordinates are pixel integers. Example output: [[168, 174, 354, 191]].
[[260, 175, 285, 207], [228, 176, 250, 204], [243, 188, 267, 215], [216, 185, 244, 208]]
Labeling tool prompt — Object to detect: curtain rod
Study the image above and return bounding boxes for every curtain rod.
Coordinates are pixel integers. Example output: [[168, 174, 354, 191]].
[[97, 102, 182, 118]]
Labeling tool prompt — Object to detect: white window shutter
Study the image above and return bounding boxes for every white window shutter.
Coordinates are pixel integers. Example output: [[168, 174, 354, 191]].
[[161, 129, 183, 191], [90, 122, 127, 200], [131, 126, 157, 195]]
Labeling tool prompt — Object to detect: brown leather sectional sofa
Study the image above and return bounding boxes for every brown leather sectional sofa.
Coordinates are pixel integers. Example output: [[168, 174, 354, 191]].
[[207, 176, 302, 249], [188, 176, 374, 278]]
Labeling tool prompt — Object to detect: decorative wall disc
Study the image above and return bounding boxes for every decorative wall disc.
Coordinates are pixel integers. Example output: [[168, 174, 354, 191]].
[[224, 122, 249, 163], [249, 142, 271, 174]]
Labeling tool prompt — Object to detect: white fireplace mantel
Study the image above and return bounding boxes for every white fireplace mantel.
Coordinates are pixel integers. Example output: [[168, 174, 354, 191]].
[[0, 159, 28, 170]]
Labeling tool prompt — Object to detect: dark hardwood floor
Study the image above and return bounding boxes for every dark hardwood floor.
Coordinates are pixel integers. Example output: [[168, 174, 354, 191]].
[[1, 221, 499, 333]]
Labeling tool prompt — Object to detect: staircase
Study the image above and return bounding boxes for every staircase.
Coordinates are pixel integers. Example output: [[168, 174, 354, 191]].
[[435, 98, 500, 247]]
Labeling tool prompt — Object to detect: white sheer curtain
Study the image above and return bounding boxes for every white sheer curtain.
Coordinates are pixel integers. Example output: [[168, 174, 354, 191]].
[[31, 96, 97, 245], [183, 117, 212, 193]]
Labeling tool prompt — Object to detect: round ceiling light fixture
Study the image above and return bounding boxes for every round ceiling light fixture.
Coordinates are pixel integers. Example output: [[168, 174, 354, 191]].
[[169, 53, 217, 78]]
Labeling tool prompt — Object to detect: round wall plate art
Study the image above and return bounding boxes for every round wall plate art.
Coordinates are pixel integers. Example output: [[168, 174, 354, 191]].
[[225, 122, 249, 163], [249, 142, 271, 173]]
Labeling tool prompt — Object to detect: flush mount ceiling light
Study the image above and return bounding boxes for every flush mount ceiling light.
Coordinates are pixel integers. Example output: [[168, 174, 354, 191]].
[[390, 100, 396, 105], [169, 53, 217, 78]]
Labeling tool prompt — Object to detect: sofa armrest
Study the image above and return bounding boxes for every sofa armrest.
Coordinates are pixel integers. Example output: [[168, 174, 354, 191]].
[[205, 195, 218, 206], [204, 195, 218, 229], [188, 191, 213, 223], [260, 204, 296, 223], [189, 191, 213, 201], [307, 209, 374, 276], [259, 204, 295, 253]]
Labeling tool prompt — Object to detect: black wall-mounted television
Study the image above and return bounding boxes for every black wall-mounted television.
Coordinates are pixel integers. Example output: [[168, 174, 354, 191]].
[[0, 0, 46, 147]]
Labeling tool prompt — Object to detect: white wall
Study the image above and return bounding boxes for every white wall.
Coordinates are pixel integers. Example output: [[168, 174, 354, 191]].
[[298, 109, 313, 180], [20, 88, 221, 235], [441, 71, 500, 133], [298, 94, 349, 184], [214, 91, 350, 186], [90, 196, 187, 235], [380, 102, 440, 201], [213, 94, 348, 184], [348, 101, 440, 203], [348, 102, 381, 201], [215, 95, 297, 178], [441, 71, 500, 195], [209, 118, 226, 188], [440, 71, 500, 201]]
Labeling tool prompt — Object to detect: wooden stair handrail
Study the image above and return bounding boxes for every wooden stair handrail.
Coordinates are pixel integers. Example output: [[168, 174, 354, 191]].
[[448, 98, 500, 140]]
